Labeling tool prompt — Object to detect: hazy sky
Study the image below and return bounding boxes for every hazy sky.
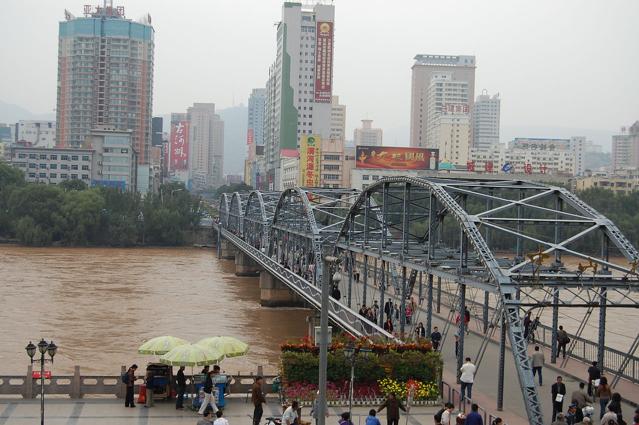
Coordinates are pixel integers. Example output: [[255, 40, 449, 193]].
[[1, 0, 638, 146]]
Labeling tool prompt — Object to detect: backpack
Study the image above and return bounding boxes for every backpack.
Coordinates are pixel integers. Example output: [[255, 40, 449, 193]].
[[434, 408, 445, 423], [121, 371, 129, 384]]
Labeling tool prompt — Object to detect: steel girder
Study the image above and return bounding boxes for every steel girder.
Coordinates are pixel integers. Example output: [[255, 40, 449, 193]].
[[228, 192, 247, 236], [219, 193, 231, 228], [243, 190, 280, 251]]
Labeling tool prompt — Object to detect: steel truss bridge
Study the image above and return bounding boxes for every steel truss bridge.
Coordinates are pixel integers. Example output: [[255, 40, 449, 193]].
[[215, 177, 639, 425]]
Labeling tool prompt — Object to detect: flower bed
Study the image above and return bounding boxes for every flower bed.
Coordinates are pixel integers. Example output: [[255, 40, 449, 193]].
[[280, 336, 442, 403]]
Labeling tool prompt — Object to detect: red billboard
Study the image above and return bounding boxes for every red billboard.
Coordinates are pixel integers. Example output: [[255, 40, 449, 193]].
[[170, 121, 189, 170], [314, 21, 334, 103], [247, 128, 254, 145], [356, 146, 439, 170]]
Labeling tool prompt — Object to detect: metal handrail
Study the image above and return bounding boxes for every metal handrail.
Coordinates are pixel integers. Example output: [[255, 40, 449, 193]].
[[441, 380, 503, 425]]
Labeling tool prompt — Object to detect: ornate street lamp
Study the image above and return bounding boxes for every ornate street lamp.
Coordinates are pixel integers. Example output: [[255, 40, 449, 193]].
[[26, 339, 57, 425], [343, 342, 372, 419]]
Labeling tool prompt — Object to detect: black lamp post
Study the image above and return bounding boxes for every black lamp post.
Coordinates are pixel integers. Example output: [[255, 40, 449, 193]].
[[343, 342, 371, 419], [26, 339, 57, 425]]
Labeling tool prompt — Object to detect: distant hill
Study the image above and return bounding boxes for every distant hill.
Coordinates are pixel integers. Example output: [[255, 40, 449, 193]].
[[0, 100, 55, 123]]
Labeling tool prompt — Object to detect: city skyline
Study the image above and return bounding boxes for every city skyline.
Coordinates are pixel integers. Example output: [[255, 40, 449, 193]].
[[1, 1, 637, 149]]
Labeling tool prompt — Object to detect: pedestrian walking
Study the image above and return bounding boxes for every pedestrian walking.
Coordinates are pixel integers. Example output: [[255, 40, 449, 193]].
[[145, 370, 154, 408], [414, 322, 426, 339], [438, 403, 455, 425], [551, 376, 567, 421], [198, 369, 219, 415], [311, 391, 329, 425], [586, 361, 601, 396], [365, 409, 381, 425], [570, 382, 592, 422], [377, 393, 408, 425], [383, 318, 393, 333], [282, 400, 299, 425], [523, 312, 532, 340], [384, 299, 393, 320], [197, 407, 215, 425], [213, 410, 229, 425], [339, 412, 354, 425], [359, 304, 368, 317], [331, 285, 341, 301], [175, 366, 187, 410], [123, 364, 138, 408], [531, 345, 545, 386], [597, 377, 612, 420], [454, 328, 461, 357], [608, 392, 623, 424], [557, 326, 570, 359], [601, 406, 619, 425], [465, 403, 483, 425], [430, 326, 442, 351], [251, 376, 265, 425], [372, 301, 380, 321], [460, 357, 476, 401]]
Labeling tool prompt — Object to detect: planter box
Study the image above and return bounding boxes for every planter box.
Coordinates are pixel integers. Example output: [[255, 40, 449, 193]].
[[298, 397, 440, 407]]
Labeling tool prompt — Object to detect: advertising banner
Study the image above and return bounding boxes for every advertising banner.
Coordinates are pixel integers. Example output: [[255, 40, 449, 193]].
[[247, 128, 254, 145], [170, 121, 189, 170], [314, 21, 334, 103], [356, 146, 438, 170], [299, 135, 321, 187]]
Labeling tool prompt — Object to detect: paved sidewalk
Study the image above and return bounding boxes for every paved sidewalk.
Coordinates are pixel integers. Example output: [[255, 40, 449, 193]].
[[0, 396, 439, 425]]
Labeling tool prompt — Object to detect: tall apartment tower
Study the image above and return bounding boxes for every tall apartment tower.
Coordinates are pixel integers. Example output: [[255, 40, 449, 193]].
[[264, 2, 335, 190], [56, 5, 154, 164], [354, 119, 383, 146], [245, 88, 267, 188], [426, 74, 471, 165], [330, 96, 346, 141], [410, 55, 475, 148], [472, 90, 500, 149], [612, 121, 639, 171], [187, 103, 224, 190]]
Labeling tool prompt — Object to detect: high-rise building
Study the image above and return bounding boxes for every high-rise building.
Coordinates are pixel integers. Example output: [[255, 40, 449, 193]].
[[330, 96, 346, 142], [354, 119, 383, 147], [472, 90, 500, 149], [15, 121, 57, 148], [426, 73, 471, 165], [56, 4, 154, 166], [151, 117, 163, 146], [245, 88, 267, 188], [187, 103, 224, 190], [612, 121, 639, 171], [264, 2, 335, 190], [410, 54, 475, 148]]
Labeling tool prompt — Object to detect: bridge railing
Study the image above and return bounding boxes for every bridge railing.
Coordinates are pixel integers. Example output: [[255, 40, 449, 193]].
[[441, 380, 504, 425], [434, 284, 639, 384]]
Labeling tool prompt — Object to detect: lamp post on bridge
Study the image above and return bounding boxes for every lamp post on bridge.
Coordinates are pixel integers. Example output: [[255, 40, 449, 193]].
[[25, 339, 57, 425], [343, 342, 372, 420], [318, 256, 338, 425]]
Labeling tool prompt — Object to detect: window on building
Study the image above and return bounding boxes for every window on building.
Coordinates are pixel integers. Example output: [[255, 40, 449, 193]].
[[362, 175, 370, 181], [28, 173, 36, 178], [28, 154, 37, 159], [39, 163, 47, 169], [28, 163, 36, 169], [61, 155, 69, 160], [71, 164, 78, 170], [39, 154, 47, 160], [82, 155, 90, 161], [71, 174, 78, 180], [39, 173, 46, 178], [50, 164, 57, 170], [82, 174, 89, 180], [81, 165, 89, 171], [372, 175, 380, 181], [50, 173, 57, 178], [50, 154, 57, 160], [61, 164, 69, 170], [18, 153, 27, 159]]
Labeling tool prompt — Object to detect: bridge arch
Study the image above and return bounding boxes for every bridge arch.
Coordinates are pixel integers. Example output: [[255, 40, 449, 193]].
[[219, 193, 231, 229], [228, 192, 245, 236], [243, 190, 280, 251]]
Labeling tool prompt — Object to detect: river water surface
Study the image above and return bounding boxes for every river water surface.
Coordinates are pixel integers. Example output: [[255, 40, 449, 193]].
[[0, 246, 308, 375]]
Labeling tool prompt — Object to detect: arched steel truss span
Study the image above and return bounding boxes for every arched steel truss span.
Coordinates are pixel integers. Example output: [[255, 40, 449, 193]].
[[332, 176, 639, 425], [216, 178, 639, 425]]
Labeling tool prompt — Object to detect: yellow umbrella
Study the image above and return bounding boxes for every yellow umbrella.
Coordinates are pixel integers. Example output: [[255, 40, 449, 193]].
[[159, 344, 225, 366], [196, 336, 249, 358], [138, 336, 190, 355]]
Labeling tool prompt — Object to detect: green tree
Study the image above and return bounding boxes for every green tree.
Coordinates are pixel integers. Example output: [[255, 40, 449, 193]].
[[0, 160, 25, 237], [8, 184, 64, 244], [59, 189, 106, 245], [60, 179, 88, 191]]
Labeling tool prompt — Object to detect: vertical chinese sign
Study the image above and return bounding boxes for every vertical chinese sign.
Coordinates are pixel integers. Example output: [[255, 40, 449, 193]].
[[314, 21, 333, 103], [170, 121, 189, 170], [299, 135, 321, 187]]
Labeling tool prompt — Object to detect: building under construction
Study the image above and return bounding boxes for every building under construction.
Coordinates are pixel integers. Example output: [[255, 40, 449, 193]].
[[56, 2, 154, 168]]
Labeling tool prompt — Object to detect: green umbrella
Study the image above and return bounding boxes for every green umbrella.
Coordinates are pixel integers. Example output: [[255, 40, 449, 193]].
[[196, 336, 249, 358], [138, 336, 190, 355], [159, 344, 225, 366]]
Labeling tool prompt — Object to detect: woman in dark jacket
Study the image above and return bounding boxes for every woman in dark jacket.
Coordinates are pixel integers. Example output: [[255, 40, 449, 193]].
[[608, 392, 623, 424]]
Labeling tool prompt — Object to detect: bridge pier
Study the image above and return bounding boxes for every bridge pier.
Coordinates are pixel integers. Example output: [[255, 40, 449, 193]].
[[259, 271, 305, 308], [235, 251, 262, 276], [219, 239, 237, 260]]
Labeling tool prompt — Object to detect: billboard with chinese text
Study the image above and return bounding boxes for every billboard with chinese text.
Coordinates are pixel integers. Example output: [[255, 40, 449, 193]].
[[314, 22, 334, 103], [356, 146, 438, 170], [299, 135, 321, 187], [170, 121, 189, 170]]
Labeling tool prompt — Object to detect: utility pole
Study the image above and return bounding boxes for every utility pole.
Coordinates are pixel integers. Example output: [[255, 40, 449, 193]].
[[318, 255, 336, 425]]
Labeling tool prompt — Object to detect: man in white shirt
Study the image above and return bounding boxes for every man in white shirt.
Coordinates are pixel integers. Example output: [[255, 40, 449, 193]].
[[460, 357, 477, 401], [213, 410, 229, 425], [282, 400, 299, 425]]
